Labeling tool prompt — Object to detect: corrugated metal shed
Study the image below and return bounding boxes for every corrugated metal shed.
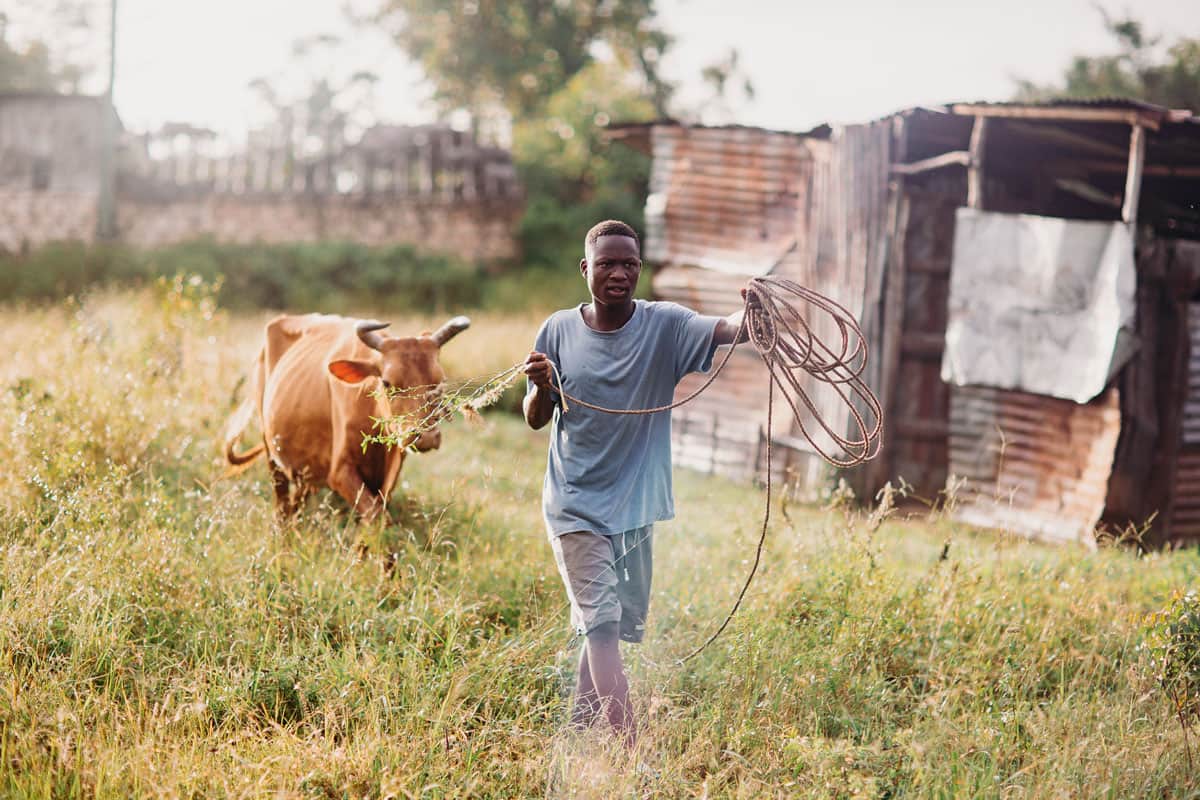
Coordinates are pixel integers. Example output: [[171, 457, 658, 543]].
[[615, 99, 1200, 548], [885, 103, 1200, 547], [1169, 302, 1200, 544], [644, 124, 810, 275], [948, 385, 1122, 546], [637, 121, 894, 489]]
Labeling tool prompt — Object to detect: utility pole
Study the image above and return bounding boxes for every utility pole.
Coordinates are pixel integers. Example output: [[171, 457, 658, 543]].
[[96, 0, 118, 240]]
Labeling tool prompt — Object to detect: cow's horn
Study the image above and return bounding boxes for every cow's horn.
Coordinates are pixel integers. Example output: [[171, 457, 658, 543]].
[[356, 319, 390, 351], [431, 316, 471, 346]]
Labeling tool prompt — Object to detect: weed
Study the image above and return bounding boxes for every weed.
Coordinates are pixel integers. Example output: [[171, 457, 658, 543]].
[[1144, 590, 1200, 769]]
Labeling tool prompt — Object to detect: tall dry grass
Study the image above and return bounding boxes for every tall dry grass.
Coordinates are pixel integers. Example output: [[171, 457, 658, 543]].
[[1, 282, 1197, 798]]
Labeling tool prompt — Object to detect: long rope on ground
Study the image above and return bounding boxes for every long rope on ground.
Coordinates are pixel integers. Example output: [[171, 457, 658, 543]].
[[545, 276, 884, 662]]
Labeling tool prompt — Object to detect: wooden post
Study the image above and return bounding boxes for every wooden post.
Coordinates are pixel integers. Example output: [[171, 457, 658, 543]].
[[859, 116, 910, 498], [966, 116, 988, 210], [1121, 124, 1146, 225]]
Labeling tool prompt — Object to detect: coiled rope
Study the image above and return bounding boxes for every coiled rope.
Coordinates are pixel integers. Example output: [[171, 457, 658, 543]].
[[545, 275, 883, 662]]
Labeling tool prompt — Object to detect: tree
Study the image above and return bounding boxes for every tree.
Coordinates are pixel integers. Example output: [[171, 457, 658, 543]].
[[1015, 9, 1200, 109], [0, 12, 88, 92], [247, 34, 381, 190], [371, 0, 673, 269], [372, 0, 674, 126], [512, 60, 654, 269], [0, 2, 99, 93], [698, 47, 756, 125]]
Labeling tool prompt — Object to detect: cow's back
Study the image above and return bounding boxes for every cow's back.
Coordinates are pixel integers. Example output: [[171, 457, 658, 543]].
[[260, 315, 378, 484]]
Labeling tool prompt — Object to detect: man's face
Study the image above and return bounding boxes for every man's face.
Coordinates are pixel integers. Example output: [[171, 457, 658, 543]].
[[581, 235, 641, 306]]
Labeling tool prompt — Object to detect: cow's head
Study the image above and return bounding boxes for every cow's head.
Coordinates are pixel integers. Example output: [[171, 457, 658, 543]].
[[327, 316, 470, 452]]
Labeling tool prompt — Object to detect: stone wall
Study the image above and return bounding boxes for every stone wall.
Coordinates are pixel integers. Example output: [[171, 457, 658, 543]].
[[0, 94, 109, 193], [0, 98, 523, 262], [117, 194, 521, 262], [0, 189, 98, 251], [0, 188, 523, 263]]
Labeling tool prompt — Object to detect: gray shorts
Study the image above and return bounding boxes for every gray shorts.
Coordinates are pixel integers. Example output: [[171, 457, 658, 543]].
[[550, 526, 653, 644]]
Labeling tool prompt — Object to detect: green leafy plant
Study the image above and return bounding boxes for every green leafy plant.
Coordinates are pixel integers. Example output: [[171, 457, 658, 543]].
[[0, 240, 486, 311], [1145, 590, 1200, 768]]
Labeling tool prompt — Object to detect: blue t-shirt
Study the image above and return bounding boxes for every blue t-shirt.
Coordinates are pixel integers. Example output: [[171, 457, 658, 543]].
[[530, 300, 722, 536]]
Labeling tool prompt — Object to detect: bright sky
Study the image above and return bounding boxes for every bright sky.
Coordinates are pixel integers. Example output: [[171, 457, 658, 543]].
[[659, 0, 1200, 129], [4, 0, 1199, 138]]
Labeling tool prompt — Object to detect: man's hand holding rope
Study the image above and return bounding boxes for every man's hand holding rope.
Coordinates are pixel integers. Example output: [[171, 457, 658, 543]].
[[522, 351, 557, 430]]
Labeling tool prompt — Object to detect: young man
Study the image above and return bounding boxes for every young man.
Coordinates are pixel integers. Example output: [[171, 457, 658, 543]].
[[523, 220, 746, 742]]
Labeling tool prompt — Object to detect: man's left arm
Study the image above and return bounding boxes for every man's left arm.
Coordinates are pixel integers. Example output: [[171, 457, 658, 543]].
[[713, 286, 752, 346], [671, 292, 750, 381], [713, 308, 749, 346]]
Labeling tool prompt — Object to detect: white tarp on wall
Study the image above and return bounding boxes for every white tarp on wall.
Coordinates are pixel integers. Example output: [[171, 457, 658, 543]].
[[941, 208, 1137, 404]]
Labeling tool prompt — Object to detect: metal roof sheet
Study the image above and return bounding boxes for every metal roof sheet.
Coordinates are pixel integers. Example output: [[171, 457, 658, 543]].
[[956, 97, 1173, 112], [948, 385, 1122, 546], [642, 124, 812, 276]]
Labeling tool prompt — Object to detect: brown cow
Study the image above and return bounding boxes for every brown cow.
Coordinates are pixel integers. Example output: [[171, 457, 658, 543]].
[[223, 313, 470, 520]]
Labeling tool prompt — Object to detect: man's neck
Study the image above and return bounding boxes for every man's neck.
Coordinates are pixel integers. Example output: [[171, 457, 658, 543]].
[[583, 299, 636, 332]]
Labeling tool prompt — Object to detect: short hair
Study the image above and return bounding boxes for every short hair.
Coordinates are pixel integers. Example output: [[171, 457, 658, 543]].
[[585, 220, 640, 255]]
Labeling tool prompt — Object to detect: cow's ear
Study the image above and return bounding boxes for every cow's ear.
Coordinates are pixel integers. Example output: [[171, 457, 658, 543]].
[[328, 359, 380, 384]]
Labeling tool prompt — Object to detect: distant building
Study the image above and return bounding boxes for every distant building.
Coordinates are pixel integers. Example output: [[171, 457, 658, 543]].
[[0, 92, 120, 248], [0, 93, 522, 263]]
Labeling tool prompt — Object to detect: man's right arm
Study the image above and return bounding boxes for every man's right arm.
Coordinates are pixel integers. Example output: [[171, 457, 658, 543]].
[[523, 351, 557, 430]]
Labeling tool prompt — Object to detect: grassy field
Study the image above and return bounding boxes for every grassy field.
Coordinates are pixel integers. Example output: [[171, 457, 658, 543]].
[[2, 282, 1199, 798]]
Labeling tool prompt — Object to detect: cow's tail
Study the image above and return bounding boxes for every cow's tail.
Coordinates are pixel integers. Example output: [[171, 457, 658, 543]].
[[222, 351, 266, 477], [223, 399, 264, 471]]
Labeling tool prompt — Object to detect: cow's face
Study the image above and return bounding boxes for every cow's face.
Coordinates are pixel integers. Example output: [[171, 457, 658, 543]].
[[379, 338, 447, 451], [328, 317, 470, 452]]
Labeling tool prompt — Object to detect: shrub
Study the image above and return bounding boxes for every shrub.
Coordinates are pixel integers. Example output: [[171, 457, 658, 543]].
[[1145, 591, 1200, 726], [0, 240, 491, 313]]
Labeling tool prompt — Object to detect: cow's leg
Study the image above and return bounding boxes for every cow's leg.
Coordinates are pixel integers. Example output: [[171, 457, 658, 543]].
[[292, 481, 314, 515], [268, 460, 296, 518], [328, 460, 386, 522]]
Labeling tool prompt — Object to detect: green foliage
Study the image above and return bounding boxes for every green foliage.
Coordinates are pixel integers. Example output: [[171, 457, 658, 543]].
[[513, 61, 655, 270], [0, 240, 492, 313], [1, 290, 1198, 796], [375, 1, 663, 275], [1144, 591, 1200, 724], [374, 0, 672, 119], [1015, 11, 1200, 108], [512, 62, 653, 190], [0, 4, 94, 92]]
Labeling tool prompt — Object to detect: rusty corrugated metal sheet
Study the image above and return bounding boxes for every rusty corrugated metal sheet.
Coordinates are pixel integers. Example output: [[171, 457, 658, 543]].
[[656, 265, 775, 482], [948, 385, 1122, 545], [950, 97, 1181, 114], [646, 125, 813, 484], [645, 125, 810, 276], [1168, 303, 1200, 544]]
